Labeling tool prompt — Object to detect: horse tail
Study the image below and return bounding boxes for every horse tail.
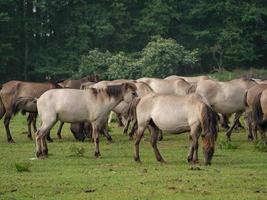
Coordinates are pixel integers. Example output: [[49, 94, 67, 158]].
[[12, 96, 37, 115], [243, 90, 248, 107], [252, 91, 267, 132], [128, 98, 141, 121], [200, 104, 218, 142]]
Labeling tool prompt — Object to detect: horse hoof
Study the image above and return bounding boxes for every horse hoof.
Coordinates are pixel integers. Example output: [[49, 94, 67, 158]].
[[94, 152, 101, 158], [27, 136, 33, 140], [187, 157, 193, 163], [8, 139, 15, 143], [42, 149, 48, 157], [134, 156, 141, 163], [158, 136, 163, 141], [158, 158, 166, 163], [129, 137, 134, 141], [47, 138, 53, 143], [193, 159, 199, 164], [36, 151, 43, 158]]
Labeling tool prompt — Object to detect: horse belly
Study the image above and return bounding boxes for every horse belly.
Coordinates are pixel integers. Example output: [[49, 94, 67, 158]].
[[57, 103, 89, 123], [152, 113, 189, 133]]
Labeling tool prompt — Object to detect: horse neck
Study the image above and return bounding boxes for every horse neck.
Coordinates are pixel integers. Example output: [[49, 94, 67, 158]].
[[101, 93, 124, 112]]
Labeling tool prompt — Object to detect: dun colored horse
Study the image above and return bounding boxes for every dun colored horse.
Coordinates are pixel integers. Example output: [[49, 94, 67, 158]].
[[137, 77, 194, 95], [244, 84, 267, 140], [195, 78, 257, 140], [133, 93, 217, 165], [34, 83, 137, 158]]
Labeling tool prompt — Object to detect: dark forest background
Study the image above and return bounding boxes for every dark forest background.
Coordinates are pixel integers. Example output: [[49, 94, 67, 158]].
[[1, 0, 267, 82]]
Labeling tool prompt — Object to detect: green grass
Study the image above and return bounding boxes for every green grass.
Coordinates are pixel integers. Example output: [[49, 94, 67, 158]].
[[209, 68, 267, 81], [0, 114, 267, 200]]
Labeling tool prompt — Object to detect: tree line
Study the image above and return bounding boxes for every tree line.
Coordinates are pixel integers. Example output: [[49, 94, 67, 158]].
[[1, 0, 266, 82]]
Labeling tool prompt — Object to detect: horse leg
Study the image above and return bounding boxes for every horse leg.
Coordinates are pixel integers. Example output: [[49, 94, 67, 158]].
[[46, 131, 53, 142], [129, 120, 137, 140], [188, 125, 200, 164], [158, 130, 163, 141], [56, 121, 64, 139], [134, 125, 146, 162], [92, 123, 101, 158], [4, 113, 14, 143], [123, 118, 131, 135], [245, 112, 254, 140], [32, 113, 38, 132], [36, 118, 57, 158], [226, 111, 243, 141], [116, 113, 124, 127], [27, 113, 33, 140], [103, 123, 112, 142], [253, 124, 258, 140], [149, 125, 165, 163], [221, 114, 230, 129]]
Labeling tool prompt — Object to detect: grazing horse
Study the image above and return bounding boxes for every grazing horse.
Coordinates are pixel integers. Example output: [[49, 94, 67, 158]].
[[195, 78, 257, 140], [133, 93, 217, 165], [34, 83, 137, 158], [0, 81, 61, 142], [137, 77, 194, 95], [244, 84, 267, 140]]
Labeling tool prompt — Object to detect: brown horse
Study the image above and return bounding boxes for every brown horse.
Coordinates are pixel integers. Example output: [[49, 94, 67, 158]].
[[244, 84, 267, 140], [34, 83, 137, 158], [0, 81, 61, 143], [133, 93, 217, 165], [57, 75, 99, 88]]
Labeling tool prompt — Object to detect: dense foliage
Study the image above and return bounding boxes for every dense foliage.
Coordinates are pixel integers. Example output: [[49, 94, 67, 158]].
[[0, 0, 266, 82]]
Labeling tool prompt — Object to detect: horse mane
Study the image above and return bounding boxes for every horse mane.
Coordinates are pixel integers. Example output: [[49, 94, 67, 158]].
[[201, 105, 218, 141], [106, 85, 123, 98], [82, 75, 100, 83], [56, 79, 66, 84]]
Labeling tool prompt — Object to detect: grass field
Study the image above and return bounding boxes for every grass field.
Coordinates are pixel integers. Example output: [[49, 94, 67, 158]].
[[0, 114, 266, 200]]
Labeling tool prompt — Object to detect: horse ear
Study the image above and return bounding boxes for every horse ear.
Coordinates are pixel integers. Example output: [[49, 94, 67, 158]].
[[125, 82, 137, 91]]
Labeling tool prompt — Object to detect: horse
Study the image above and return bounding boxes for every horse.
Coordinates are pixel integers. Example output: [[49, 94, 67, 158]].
[[133, 93, 217, 165], [57, 75, 99, 88], [0, 80, 61, 143], [244, 84, 267, 140], [164, 75, 210, 83], [83, 80, 156, 139], [34, 83, 137, 158], [56, 76, 98, 139], [195, 78, 257, 140], [137, 77, 194, 95]]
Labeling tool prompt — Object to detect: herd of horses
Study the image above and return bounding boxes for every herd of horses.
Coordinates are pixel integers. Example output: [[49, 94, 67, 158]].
[[0, 74, 267, 165]]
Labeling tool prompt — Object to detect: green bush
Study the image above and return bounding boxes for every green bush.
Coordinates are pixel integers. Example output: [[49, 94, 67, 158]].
[[69, 145, 85, 157], [15, 162, 32, 172], [77, 36, 199, 80]]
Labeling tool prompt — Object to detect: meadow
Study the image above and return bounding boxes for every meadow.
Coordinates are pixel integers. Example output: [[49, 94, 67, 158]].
[[0, 114, 266, 200]]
